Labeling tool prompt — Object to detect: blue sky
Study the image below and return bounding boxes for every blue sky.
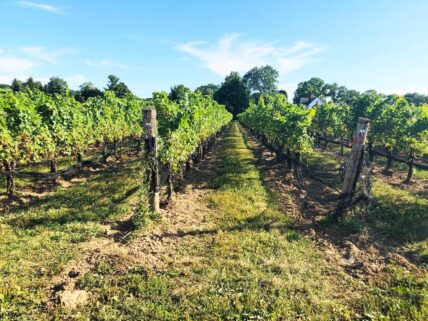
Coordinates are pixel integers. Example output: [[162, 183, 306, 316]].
[[0, 0, 427, 98]]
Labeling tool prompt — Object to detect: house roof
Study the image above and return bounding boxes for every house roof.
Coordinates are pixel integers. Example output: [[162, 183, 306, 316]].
[[300, 96, 332, 108]]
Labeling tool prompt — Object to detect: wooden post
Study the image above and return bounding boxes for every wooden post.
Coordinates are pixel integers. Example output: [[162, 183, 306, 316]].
[[335, 117, 371, 219], [143, 107, 160, 212], [5, 160, 16, 196], [166, 162, 174, 201]]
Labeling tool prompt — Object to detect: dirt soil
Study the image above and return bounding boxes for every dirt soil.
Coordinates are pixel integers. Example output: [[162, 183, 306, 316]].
[[47, 146, 219, 310], [243, 128, 425, 280]]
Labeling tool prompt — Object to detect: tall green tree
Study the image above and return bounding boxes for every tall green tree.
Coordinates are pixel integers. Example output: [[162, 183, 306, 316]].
[[293, 77, 326, 104], [76, 82, 103, 102], [242, 65, 279, 97], [105, 75, 132, 98], [168, 84, 191, 102], [44, 76, 69, 95], [213, 72, 249, 116], [11, 79, 23, 92], [195, 83, 219, 97], [404, 93, 428, 106], [342, 89, 361, 107], [23, 77, 43, 91], [323, 83, 350, 102]]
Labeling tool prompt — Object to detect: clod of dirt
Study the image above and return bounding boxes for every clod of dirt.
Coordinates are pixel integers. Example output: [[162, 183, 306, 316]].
[[51, 282, 67, 292], [344, 241, 360, 263], [58, 290, 88, 310], [68, 269, 80, 278], [305, 228, 316, 238]]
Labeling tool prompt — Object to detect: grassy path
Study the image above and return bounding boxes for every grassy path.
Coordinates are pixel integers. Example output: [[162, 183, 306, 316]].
[[61, 122, 366, 320], [2, 122, 427, 320]]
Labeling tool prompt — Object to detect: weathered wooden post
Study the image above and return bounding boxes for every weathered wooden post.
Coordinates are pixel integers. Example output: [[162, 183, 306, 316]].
[[166, 162, 174, 201], [335, 117, 371, 219], [143, 107, 160, 212], [4, 160, 16, 196]]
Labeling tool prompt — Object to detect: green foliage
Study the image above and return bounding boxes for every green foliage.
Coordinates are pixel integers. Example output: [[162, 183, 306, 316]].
[[399, 104, 428, 159], [22, 77, 43, 92], [0, 84, 231, 180], [293, 77, 327, 104], [75, 82, 103, 102], [404, 92, 428, 106], [238, 94, 314, 153], [242, 65, 279, 96], [153, 90, 232, 171], [312, 101, 352, 139], [306, 87, 427, 166], [278, 89, 288, 99], [0, 89, 144, 171], [168, 84, 191, 102], [44, 76, 69, 95], [368, 97, 428, 159], [214, 71, 249, 116], [105, 74, 132, 98], [10, 78, 23, 92], [195, 83, 219, 97], [0, 90, 51, 164]]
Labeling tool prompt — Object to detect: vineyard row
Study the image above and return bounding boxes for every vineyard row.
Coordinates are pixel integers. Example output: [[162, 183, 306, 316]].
[[0, 89, 232, 196]]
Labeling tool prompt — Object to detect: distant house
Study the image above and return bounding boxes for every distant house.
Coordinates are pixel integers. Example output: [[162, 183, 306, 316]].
[[300, 94, 332, 109]]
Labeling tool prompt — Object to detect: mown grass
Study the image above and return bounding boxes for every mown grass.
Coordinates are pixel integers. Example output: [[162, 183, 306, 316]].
[[60, 123, 427, 320], [0, 160, 143, 319], [368, 179, 428, 266]]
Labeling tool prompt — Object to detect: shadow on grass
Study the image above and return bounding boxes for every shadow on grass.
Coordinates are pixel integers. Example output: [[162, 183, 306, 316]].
[[156, 210, 293, 240], [3, 162, 142, 230]]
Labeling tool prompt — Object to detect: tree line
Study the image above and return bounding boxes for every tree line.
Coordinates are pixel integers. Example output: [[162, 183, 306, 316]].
[[0, 74, 132, 102]]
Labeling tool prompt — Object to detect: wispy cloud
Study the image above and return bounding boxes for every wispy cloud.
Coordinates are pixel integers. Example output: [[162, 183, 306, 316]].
[[18, 1, 63, 14], [0, 57, 37, 74], [177, 33, 326, 76], [0, 46, 76, 85], [0, 55, 38, 84], [84, 59, 128, 69], [21, 46, 75, 63]]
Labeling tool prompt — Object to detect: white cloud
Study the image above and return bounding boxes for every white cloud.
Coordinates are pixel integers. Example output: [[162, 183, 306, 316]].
[[0, 53, 38, 84], [21, 46, 75, 63], [0, 57, 37, 74], [18, 1, 63, 14], [0, 46, 75, 85], [84, 59, 128, 69], [177, 33, 326, 76]]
